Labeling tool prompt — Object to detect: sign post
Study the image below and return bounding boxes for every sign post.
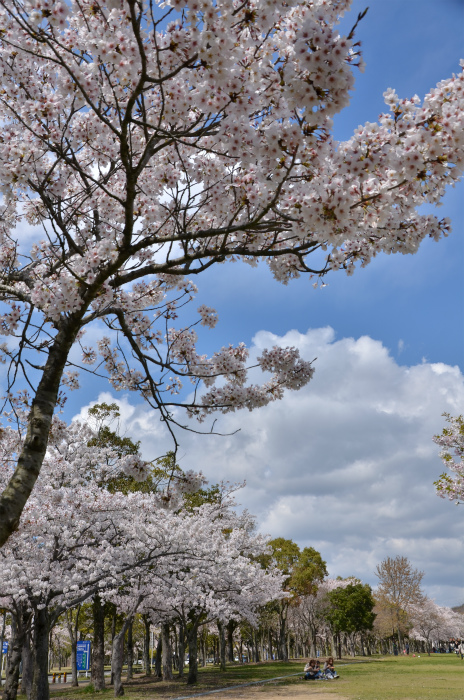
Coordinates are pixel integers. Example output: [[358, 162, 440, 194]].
[[1, 642, 8, 687], [76, 641, 91, 677]]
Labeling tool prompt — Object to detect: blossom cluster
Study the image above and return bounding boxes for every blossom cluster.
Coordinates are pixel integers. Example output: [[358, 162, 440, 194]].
[[433, 414, 464, 503], [0, 0, 461, 464]]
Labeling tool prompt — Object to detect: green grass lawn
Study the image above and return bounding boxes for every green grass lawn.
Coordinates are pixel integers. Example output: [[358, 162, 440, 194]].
[[323, 655, 464, 700], [36, 655, 463, 700]]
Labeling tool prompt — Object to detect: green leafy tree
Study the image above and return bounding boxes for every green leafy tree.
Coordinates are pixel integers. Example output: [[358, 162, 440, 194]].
[[325, 583, 376, 658], [265, 538, 327, 661]]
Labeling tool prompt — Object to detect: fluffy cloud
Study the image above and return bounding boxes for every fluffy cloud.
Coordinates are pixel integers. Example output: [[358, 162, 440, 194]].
[[74, 327, 464, 606]]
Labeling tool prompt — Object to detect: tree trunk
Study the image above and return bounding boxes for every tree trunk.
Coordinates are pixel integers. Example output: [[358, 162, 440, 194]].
[[186, 623, 199, 685], [112, 630, 125, 697], [110, 606, 117, 685], [111, 606, 141, 698], [177, 622, 185, 678], [154, 637, 162, 678], [92, 595, 106, 691], [0, 318, 83, 547], [31, 607, 50, 700], [2, 608, 28, 700], [397, 623, 403, 651], [227, 621, 236, 663], [278, 605, 288, 661], [126, 622, 133, 681], [65, 606, 81, 687], [161, 624, 173, 681], [201, 631, 206, 668], [20, 629, 33, 700], [217, 622, 226, 671], [142, 616, 151, 677]]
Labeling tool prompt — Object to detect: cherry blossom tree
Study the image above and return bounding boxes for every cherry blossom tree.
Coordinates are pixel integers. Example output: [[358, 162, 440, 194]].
[[133, 502, 285, 686], [433, 414, 464, 503], [0, 414, 208, 700], [0, 0, 463, 546], [409, 598, 464, 654]]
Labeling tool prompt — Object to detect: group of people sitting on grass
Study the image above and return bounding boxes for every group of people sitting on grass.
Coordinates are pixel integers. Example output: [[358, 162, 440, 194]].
[[304, 657, 339, 681]]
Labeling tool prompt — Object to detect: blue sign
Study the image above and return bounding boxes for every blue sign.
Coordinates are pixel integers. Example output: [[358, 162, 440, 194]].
[[76, 641, 91, 671], [2, 641, 7, 654]]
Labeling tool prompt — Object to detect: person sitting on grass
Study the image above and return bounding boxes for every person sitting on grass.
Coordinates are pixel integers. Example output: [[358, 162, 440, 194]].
[[322, 657, 339, 679], [304, 659, 322, 680]]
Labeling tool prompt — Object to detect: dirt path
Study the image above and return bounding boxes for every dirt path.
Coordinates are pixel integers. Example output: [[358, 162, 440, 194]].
[[169, 683, 349, 700], [178, 687, 348, 700]]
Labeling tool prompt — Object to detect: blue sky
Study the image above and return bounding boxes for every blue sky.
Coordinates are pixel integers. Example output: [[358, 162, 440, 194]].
[[68, 0, 464, 605]]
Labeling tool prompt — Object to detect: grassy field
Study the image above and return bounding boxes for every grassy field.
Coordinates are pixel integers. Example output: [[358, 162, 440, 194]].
[[33, 655, 463, 700], [324, 655, 463, 700]]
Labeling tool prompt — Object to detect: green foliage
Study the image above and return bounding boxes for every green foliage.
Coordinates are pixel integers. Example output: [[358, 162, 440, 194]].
[[325, 583, 376, 635], [291, 546, 328, 595], [86, 403, 184, 495], [266, 538, 327, 596], [182, 483, 221, 511]]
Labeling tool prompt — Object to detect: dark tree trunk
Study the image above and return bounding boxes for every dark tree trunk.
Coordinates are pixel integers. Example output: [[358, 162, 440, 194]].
[[92, 595, 106, 691], [154, 637, 162, 678], [0, 317, 84, 547], [31, 607, 50, 700], [125, 622, 133, 681], [268, 629, 273, 661], [111, 611, 139, 698], [309, 632, 316, 658], [65, 606, 81, 687], [112, 630, 125, 697], [20, 629, 33, 700], [2, 608, 28, 700], [110, 606, 117, 686], [70, 637, 78, 686], [200, 631, 206, 668], [177, 622, 185, 678], [142, 615, 151, 677], [187, 623, 199, 685], [161, 624, 173, 681], [217, 621, 226, 671], [278, 605, 288, 661], [227, 621, 236, 663]]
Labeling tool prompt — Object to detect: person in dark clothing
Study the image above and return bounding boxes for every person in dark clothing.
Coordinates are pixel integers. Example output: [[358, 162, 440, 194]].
[[304, 659, 322, 680]]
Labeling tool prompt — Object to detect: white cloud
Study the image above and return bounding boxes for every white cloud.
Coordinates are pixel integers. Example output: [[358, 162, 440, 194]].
[[75, 327, 464, 607]]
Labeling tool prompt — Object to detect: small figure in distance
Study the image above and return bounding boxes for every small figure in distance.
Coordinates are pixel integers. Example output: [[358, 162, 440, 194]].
[[304, 658, 323, 680], [322, 657, 339, 680]]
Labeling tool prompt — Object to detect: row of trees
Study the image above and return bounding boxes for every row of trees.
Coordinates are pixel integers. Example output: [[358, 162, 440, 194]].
[[0, 404, 285, 700], [2, 483, 462, 700], [3, 554, 461, 694]]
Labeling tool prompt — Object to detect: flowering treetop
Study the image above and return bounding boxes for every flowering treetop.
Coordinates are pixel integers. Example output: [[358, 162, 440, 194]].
[[0, 0, 463, 546], [0, 414, 211, 614], [433, 413, 464, 503], [409, 597, 464, 643]]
